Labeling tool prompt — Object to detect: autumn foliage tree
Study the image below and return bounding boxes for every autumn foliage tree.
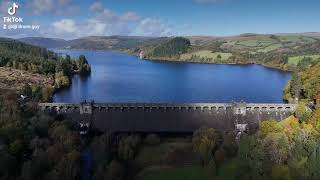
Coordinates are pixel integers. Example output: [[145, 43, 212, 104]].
[[192, 127, 222, 166]]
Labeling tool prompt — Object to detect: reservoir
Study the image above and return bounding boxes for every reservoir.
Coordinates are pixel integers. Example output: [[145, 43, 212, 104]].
[[52, 49, 291, 103]]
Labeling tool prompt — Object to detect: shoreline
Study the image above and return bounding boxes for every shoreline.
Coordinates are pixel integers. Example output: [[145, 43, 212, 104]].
[[141, 56, 292, 72], [50, 49, 293, 103], [54, 48, 291, 73]]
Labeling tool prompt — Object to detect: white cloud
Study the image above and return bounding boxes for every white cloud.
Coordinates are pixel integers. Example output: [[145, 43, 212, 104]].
[[51, 16, 174, 39], [50, 2, 173, 39], [50, 14, 131, 39], [52, 19, 77, 33], [133, 18, 173, 37], [50, 19, 107, 38]]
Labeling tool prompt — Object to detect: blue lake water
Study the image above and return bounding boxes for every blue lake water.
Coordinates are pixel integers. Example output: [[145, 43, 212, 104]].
[[52, 49, 291, 103]]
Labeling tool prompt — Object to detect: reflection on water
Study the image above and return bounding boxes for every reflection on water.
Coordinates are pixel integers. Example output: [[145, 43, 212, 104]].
[[53, 49, 291, 103]]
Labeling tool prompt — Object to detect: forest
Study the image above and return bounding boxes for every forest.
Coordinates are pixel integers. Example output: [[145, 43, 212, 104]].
[[0, 38, 91, 102], [149, 37, 191, 58], [1, 90, 320, 180]]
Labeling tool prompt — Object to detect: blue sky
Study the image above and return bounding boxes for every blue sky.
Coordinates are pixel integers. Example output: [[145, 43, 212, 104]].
[[1, 0, 319, 38]]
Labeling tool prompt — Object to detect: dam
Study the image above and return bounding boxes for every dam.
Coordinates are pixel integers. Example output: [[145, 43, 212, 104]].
[[39, 102, 297, 133]]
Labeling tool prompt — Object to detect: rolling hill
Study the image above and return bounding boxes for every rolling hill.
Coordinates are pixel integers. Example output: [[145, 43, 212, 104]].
[[19, 37, 67, 48]]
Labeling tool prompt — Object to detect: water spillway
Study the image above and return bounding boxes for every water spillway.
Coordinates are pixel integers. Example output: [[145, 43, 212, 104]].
[[39, 102, 297, 133]]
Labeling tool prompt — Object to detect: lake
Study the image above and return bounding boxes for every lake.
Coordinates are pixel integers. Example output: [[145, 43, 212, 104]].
[[52, 50, 291, 103]]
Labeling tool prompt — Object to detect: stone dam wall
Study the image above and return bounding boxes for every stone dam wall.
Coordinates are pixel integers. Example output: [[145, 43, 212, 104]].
[[39, 103, 297, 133]]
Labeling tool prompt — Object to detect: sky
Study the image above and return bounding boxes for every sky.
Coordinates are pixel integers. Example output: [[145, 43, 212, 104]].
[[0, 0, 319, 39]]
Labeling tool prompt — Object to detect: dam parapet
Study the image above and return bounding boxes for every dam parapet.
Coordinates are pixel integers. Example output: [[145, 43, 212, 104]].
[[39, 102, 297, 114]]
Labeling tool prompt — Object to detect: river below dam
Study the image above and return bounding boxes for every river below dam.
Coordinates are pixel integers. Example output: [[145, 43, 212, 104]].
[[52, 49, 291, 103]]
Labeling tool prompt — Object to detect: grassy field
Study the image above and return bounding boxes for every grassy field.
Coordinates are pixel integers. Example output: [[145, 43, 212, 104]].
[[279, 36, 317, 43], [257, 43, 283, 52], [288, 55, 320, 66], [220, 35, 282, 53], [136, 166, 208, 180], [237, 39, 275, 47], [180, 50, 232, 62], [219, 35, 318, 54]]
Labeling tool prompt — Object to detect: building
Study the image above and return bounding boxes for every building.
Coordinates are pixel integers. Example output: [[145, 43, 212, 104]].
[[139, 51, 145, 59]]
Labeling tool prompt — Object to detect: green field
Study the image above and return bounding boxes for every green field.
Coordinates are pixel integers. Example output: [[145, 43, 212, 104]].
[[257, 43, 283, 52], [219, 35, 318, 54], [237, 39, 275, 47], [136, 166, 208, 180], [180, 50, 232, 61], [288, 55, 320, 65], [279, 36, 317, 43]]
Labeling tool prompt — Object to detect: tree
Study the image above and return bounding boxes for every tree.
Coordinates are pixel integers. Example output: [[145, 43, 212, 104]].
[[271, 165, 292, 180], [152, 37, 191, 57], [260, 120, 282, 138], [42, 86, 54, 102], [52, 150, 81, 180], [144, 134, 160, 146], [192, 127, 222, 166], [207, 159, 217, 177], [91, 134, 111, 180], [105, 160, 124, 180], [65, 55, 71, 61], [214, 149, 225, 167], [118, 135, 141, 161], [222, 132, 238, 157], [9, 139, 24, 157], [288, 125, 319, 179], [263, 132, 291, 164], [80, 64, 91, 76], [55, 72, 70, 89], [308, 108, 320, 130], [238, 136, 268, 179], [79, 55, 88, 69], [20, 84, 32, 97], [305, 145, 320, 179], [0, 152, 17, 178], [289, 72, 302, 100]]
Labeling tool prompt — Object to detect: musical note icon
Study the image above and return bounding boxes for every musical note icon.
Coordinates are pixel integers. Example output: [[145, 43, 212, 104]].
[[8, 2, 19, 16]]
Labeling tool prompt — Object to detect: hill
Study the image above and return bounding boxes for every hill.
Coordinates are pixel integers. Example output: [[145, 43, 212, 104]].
[[67, 36, 170, 51], [19, 37, 67, 48], [16, 33, 320, 54], [18, 36, 170, 51]]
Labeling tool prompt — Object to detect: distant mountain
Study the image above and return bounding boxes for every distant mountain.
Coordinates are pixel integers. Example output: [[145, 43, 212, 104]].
[[19, 37, 68, 48], [66, 36, 170, 50], [17, 36, 170, 51]]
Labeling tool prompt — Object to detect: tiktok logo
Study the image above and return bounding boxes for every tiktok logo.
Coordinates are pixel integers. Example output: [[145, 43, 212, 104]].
[[8, 2, 19, 16]]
